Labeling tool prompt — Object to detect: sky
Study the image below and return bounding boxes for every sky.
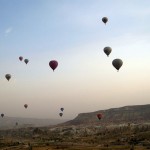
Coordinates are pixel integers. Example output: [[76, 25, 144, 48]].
[[0, 0, 150, 120]]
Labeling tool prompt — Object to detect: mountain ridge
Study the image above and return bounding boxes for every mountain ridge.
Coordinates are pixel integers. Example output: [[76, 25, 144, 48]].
[[62, 104, 150, 126]]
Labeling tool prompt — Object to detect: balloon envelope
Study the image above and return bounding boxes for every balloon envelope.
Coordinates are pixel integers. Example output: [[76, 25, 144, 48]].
[[19, 56, 23, 61], [49, 60, 58, 71], [24, 59, 29, 64], [97, 113, 102, 120], [5, 74, 11, 81], [24, 104, 28, 109], [1, 113, 4, 118], [102, 17, 108, 24], [112, 59, 123, 71], [60, 108, 64, 111], [59, 113, 63, 117], [103, 47, 112, 57]]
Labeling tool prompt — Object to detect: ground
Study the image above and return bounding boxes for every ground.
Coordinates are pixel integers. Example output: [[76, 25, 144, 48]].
[[0, 124, 150, 150]]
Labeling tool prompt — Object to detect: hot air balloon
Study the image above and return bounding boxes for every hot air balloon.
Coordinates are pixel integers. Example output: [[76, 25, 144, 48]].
[[103, 47, 112, 57], [19, 56, 23, 61], [112, 59, 123, 71], [5, 74, 11, 81], [102, 17, 108, 24], [59, 113, 63, 117], [16, 122, 18, 126], [24, 104, 28, 109], [97, 113, 102, 120], [1, 113, 4, 118], [49, 60, 58, 71], [24, 59, 29, 64], [60, 108, 64, 112]]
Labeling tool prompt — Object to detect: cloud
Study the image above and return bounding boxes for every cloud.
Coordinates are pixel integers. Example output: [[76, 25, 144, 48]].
[[5, 27, 13, 36]]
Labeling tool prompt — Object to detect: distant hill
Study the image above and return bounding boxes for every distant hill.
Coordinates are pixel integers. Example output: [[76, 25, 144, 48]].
[[63, 104, 150, 126], [0, 117, 68, 129]]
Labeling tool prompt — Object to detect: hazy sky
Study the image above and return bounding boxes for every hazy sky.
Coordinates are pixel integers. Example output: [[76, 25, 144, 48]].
[[0, 0, 150, 119]]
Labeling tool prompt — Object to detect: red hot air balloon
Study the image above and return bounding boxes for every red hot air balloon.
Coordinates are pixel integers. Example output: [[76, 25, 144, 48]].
[[49, 60, 58, 71], [19, 56, 23, 61], [24, 104, 28, 109], [97, 113, 103, 120]]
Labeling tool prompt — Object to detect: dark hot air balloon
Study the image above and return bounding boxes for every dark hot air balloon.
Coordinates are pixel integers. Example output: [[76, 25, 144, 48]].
[[103, 47, 112, 57], [19, 56, 23, 61], [60, 108, 64, 111], [24, 59, 29, 64], [97, 113, 102, 120], [1, 113, 4, 118], [59, 113, 63, 117], [24, 104, 28, 109], [102, 17, 108, 24], [49, 60, 58, 71], [112, 59, 123, 71], [5, 74, 11, 81]]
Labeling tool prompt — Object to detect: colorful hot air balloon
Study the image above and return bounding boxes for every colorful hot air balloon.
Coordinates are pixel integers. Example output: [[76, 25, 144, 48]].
[[112, 59, 123, 71], [24, 59, 29, 64], [59, 113, 63, 117], [103, 47, 112, 57], [24, 104, 28, 109], [102, 17, 108, 24], [60, 108, 64, 111], [1, 113, 4, 118], [5, 74, 11, 81], [19, 56, 23, 61], [49, 60, 58, 71], [97, 113, 102, 120]]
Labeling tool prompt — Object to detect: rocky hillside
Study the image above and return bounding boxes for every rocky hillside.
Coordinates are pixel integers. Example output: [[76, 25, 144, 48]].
[[64, 104, 150, 126]]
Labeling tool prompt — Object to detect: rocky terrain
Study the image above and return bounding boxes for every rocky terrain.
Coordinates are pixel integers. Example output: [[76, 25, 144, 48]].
[[0, 104, 150, 149], [63, 104, 150, 126], [0, 123, 150, 149]]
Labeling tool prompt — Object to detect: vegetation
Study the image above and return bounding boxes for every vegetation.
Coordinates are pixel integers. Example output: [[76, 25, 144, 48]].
[[0, 123, 150, 150]]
